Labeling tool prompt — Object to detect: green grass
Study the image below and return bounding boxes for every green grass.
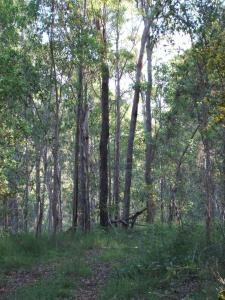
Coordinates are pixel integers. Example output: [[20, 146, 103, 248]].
[[0, 224, 224, 299], [98, 224, 225, 299], [11, 255, 92, 300]]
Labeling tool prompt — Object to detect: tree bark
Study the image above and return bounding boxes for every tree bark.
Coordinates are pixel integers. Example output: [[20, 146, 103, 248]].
[[80, 80, 90, 232], [35, 147, 41, 235], [145, 37, 155, 223], [99, 62, 109, 227], [72, 69, 81, 230], [123, 21, 151, 225], [222, 127, 225, 222], [23, 143, 29, 232], [36, 146, 48, 237], [47, 163, 53, 233], [50, 0, 60, 235], [113, 7, 121, 221]]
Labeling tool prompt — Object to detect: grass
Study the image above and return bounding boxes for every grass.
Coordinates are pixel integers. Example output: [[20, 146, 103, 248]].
[[0, 224, 224, 299], [98, 224, 225, 299]]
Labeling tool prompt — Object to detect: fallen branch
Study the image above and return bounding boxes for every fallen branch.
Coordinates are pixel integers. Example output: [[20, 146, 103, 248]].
[[110, 207, 147, 228]]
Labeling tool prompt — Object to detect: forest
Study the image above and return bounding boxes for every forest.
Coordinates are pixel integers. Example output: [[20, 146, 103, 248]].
[[0, 0, 225, 299]]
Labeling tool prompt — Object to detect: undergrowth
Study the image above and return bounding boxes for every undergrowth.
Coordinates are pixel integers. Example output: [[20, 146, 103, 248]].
[[0, 224, 224, 299]]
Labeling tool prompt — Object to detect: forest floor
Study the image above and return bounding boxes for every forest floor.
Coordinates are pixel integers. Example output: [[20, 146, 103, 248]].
[[0, 224, 224, 299]]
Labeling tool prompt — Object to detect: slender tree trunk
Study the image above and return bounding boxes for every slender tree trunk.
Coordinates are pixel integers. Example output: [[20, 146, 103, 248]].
[[3, 197, 8, 231], [160, 177, 165, 223], [108, 143, 112, 219], [58, 164, 63, 231], [50, 0, 60, 235], [47, 164, 53, 233], [36, 146, 47, 237], [145, 37, 155, 223], [84, 102, 90, 231], [80, 79, 90, 232], [99, 62, 109, 227], [123, 21, 150, 224], [202, 134, 214, 242], [72, 68, 82, 230], [222, 127, 225, 222], [113, 9, 121, 221], [10, 198, 18, 234], [72, 0, 90, 231], [23, 143, 29, 232], [35, 147, 41, 235]]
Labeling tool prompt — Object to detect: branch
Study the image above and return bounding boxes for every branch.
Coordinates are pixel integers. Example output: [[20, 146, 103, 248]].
[[110, 207, 147, 228]]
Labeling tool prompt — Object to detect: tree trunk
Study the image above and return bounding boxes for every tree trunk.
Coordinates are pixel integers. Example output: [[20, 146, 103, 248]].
[[72, 66, 83, 230], [10, 198, 18, 234], [80, 80, 90, 232], [160, 177, 165, 223], [222, 127, 225, 222], [23, 143, 29, 232], [50, 0, 60, 235], [202, 134, 214, 242], [113, 9, 121, 221], [58, 164, 63, 231], [35, 147, 41, 235], [36, 146, 47, 237], [99, 62, 109, 227], [47, 164, 53, 233], [123, 21, 150, 224], [145, 37, 155, 223], [108, 143, 112, 219]]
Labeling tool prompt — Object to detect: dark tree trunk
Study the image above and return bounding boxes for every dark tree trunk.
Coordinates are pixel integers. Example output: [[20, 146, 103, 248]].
[[160, 177, 165, 223], [99, 63, 109, 227], [113, 10, 121, 221], [35, 147, 41, 235], [108, 143, 112, 219]]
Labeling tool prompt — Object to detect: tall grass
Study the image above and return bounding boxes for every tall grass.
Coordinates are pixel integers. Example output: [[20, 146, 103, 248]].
[[0, 224, 224, 299]]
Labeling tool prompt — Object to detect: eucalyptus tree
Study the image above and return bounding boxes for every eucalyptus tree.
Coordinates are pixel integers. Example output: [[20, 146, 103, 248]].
[[122, 0, 175, 225]]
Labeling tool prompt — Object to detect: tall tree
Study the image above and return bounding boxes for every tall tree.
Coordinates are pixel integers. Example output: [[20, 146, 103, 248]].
[[113, 0, 122, 221], [144, 37, 155, 223], [123, 20, 151, 224], [50, 0, 60, 235], [99, 5, 110, 227]]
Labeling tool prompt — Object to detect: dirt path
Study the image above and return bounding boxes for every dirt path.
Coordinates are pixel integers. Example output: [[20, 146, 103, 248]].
[[74, 249, 111, 300], [0, 264, 56, 300], [0, 249, 111, 300]]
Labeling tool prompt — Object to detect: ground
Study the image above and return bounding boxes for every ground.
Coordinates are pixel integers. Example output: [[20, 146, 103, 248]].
[[0, 225, 223, 299]]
